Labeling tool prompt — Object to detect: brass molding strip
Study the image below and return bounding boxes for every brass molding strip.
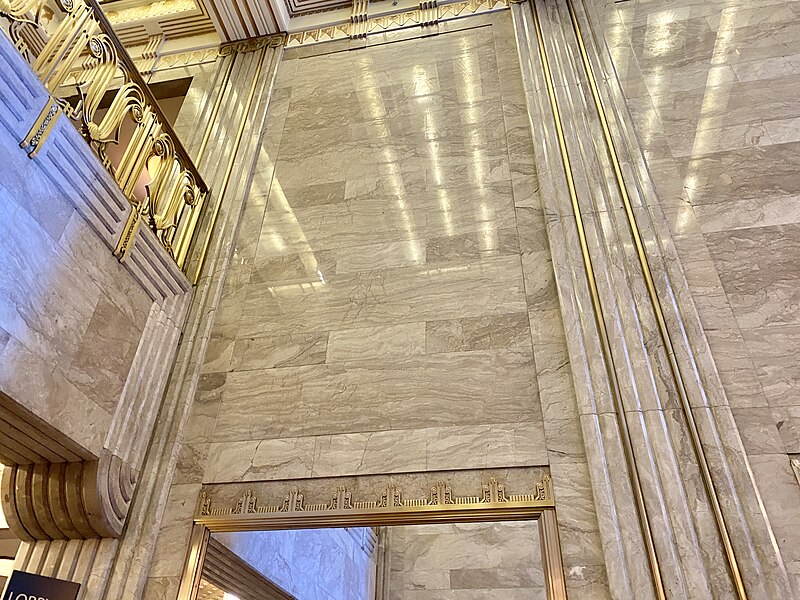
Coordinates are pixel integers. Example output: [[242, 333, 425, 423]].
[[177, 522, 211, 600], [565, 1, 747, 597], [193, 45, 270, 284], [197, 502, 550, 531], [528, 2, 666, 597], [20, 97, 61, 158], [179, 475, 565, 600], [283, 0, 510, 47], [183, 505, 565, 600]]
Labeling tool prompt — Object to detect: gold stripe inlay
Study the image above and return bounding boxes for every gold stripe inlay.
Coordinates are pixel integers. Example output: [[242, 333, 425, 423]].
[[527, 1, 666, 597], [564, 1, 748, 597]]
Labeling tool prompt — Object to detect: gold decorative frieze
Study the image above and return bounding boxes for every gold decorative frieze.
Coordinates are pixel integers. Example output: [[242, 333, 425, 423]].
[[219, 33, 286, 56], [152, 46, 219, 71], [285, 0, 509, 47], [180, 470, 566, 599], [197, 475, 553, 518]]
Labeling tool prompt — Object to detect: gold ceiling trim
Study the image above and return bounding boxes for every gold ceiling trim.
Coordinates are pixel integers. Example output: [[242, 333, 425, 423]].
[[103, 0, 201, 25], [285, 0, 509, 47]]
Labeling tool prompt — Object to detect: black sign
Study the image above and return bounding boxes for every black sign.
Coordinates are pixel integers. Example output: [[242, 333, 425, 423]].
[[2, 571, 80, 600]]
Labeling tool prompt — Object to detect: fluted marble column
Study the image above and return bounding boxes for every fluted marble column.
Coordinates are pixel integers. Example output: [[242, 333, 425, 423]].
[[510, 0, 795, 598]]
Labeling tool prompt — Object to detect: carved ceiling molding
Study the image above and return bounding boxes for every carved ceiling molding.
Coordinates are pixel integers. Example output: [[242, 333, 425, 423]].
[[147, 46, 219, 72], [219, 32, 287, 55], [285, 0, 509, 46], [102, 0, 199, 25], [204, 0, 280, 42], [99, 0, 218, 47], [283, 0, 351, 19], [197, 474, 553, 519]]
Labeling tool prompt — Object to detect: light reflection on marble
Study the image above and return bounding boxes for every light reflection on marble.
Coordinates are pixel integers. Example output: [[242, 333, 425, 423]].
[[199, 18, 552, 483], [601, 0, 800, 591]]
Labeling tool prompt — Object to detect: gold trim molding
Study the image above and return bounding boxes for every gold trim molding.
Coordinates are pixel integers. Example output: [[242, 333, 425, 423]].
[[219, 33, 286, 56], [285, 0, 509, 47], [198, 475, 554, 519], [179, 472, 566, 600]]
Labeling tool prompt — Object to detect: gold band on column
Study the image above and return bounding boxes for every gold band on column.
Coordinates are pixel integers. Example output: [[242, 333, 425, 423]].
[[528, 1, 667, 597], [564, 1, 748, 597]]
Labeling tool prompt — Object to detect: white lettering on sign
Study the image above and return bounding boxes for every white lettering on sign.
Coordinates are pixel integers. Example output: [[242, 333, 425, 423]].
[[10, 594, 50, 600]]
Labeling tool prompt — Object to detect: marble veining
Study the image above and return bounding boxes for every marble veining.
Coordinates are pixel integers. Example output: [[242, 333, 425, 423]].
[[198, 18, 553, 482], [600, 0, 800, 593], [385, 521, 545, 600]]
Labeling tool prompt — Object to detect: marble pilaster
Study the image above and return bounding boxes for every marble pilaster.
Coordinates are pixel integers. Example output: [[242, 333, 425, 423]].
[[512, 0, 796, 597]]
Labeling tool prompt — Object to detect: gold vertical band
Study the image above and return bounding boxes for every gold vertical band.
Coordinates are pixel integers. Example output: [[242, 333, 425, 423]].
[[527, 1, 667, 597], [564, 1, 747, 597], [177, 523, 210, 600], [20, 98, 61, 158], [539, 509, 568, 600]]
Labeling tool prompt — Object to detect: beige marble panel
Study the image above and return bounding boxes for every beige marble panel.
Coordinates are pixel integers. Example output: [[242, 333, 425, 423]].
[[426, 229, 520, 263], [386, 521, 545, 599], [238, 255, 526, 336], [213, 348, 538, 440], [742, 324, 800, 409], [425, 313, 531, 353], [706, 224, 800, 330], [231, 332, 329, 370], [203, 421, 547, 483], [327, 323, 425, 362], [257, 181, 517, 256], [334, 241, 426, 274]]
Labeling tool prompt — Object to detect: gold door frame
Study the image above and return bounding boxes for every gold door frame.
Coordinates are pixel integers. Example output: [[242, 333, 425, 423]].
[[177, 475, 567, 599]]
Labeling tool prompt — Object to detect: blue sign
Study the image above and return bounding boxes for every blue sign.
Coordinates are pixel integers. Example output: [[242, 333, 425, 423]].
[[3, 571, 80, 600]]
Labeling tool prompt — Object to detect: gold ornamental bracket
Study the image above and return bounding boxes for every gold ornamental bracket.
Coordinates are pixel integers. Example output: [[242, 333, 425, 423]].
[[1, 0, 211, 279]]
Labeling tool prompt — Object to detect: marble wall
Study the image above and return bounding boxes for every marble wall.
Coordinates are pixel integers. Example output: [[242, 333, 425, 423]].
[[215, 528, 377, 600], [195, 17, 553, 483], [0, 35, 165, 462], [0, 20, 194, 543], [146, 12, 611, 600], [383, 521, 545, 600], [597, 0, 800, 590]]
